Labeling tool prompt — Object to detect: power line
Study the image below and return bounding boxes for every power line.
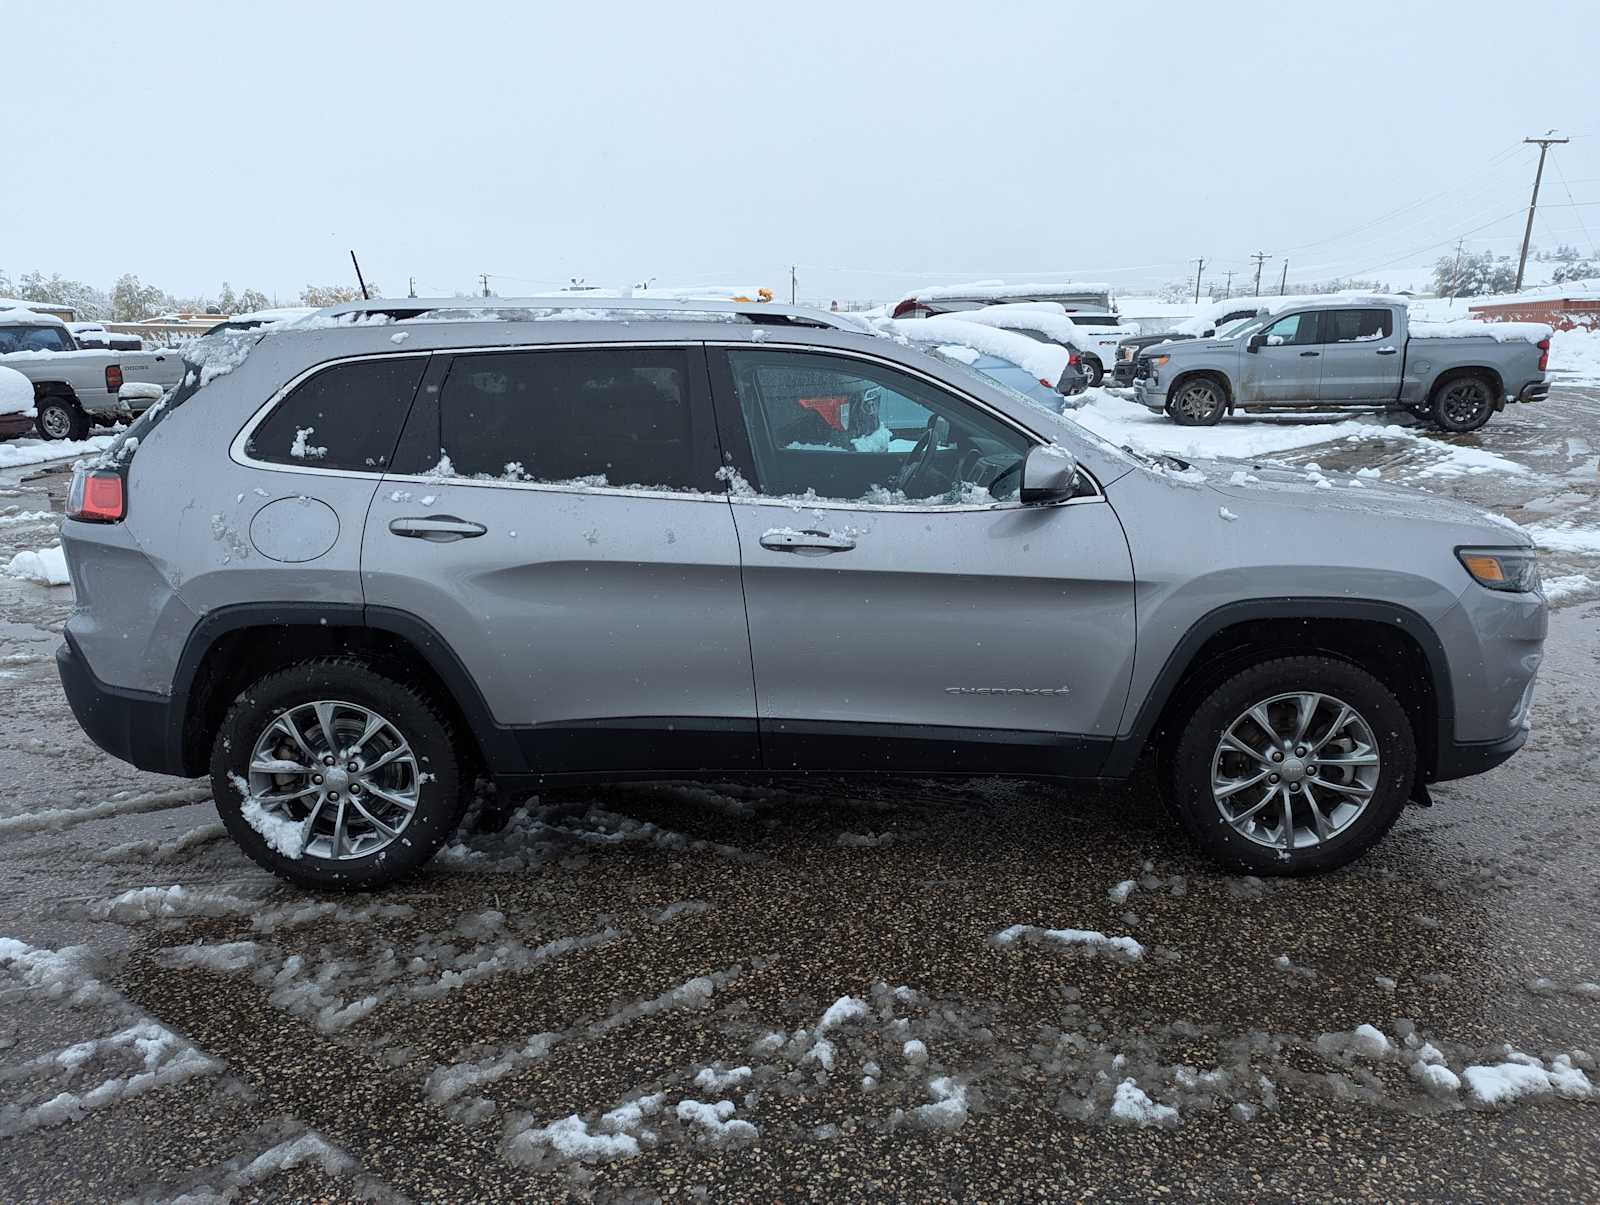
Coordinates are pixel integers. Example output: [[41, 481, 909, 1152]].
[[1551, 151, 1597, 257]]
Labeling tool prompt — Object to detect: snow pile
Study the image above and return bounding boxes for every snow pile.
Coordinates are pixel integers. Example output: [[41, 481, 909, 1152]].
[[5, 545, 69, 586], [1543, 574, 1594, 603], [231, 772, 310, 858], [870, 315, 1070, 385], [1548, 327, 1600, 382], [675, 1098, 758, 1145], [1530, 524, 1600, 555], [0, 784, 211, 836], [1410, 318, 1551, 343], [1109, 1078, 1179, 1127], [0, 434, 115, 469], [941, 304, 1092, 353], [0, 364, 33, 416], [993, 924, 1144, 960], [91, 884, 261, 922], [1415, 444, 1531, 479], [906, 1076, 969, 1131], [693, 1065, 752, 1092], [1075, 388, 1398, 459], [506, 1111, 650, 1164], [1463, 1054, 1593, 1106]]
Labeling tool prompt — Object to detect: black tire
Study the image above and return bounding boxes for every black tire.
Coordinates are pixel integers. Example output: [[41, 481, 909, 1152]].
[[1164, 655, 1415, 875], [1429, 374, 1495, 433], [1168, 376, 1226, 426], [1082, 355, 1105, 388], [35, 395, 90, 442], [210, 657, 466, 890]]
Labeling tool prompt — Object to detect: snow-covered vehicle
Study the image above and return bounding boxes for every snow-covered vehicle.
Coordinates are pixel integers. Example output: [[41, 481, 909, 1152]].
[[891, 282, 1114, 320], [66, 322, 144, 352], [1132, 298, 1552, 430], [0, 364, 35, 439], [0, 310, 184, 440], [869, 314, 1084, 400], [201, 307, 320, 336]]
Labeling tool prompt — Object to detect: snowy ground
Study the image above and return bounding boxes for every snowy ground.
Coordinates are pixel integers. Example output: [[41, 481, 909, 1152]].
[[0, 386, 1597, 1199]]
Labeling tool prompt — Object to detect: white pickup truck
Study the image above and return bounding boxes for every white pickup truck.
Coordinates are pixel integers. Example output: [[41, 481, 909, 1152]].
[[0, 310, 184, 440]]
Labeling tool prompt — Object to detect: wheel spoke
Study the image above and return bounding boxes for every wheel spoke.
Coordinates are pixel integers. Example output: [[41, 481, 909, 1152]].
[[298, 796, 327, 854], [1316, 752, 1379, 767], [1221, 731, 1273, 765], [250, 757, 312, 776], [1292, 693, 1320, 743], [312, 701, 340, 755], [1279, 787, 1296, 850], [1227, 790, 1275, 826], [328, 797, 349, 858], [1311, 777, 1374, 800], [349, 798, 400, 840], [1302, 783, 1334, 841], [1248, 705, 1280, 745], [255, 784, 319, 809], [1309, 704, 1351, 753], [272, 715, 317, 761], [359, 743, 413, 776], [359, 782, 418, 814], [352, 711, 387, 755], [1216, 769, 1273, 799]]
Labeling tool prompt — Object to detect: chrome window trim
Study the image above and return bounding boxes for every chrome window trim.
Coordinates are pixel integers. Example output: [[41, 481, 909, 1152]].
[[228, 340, 1102, 509]]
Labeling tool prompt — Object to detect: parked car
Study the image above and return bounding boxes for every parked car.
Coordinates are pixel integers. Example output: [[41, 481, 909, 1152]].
[[0, 365, 35, 440], [57, 303, 1546, 889], [945, 304, 1129, 388], [0, 310, 185, 440], [872, 314, 1080, 399], [66, 322, 145, 352], [1133, 299, 1552, 430], [892, 282, 1114, 320]]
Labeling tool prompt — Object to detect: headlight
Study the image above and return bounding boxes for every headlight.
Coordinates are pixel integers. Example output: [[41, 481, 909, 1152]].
[[1150, 355, 1170, 368], [1457, 547, 1540, 593]]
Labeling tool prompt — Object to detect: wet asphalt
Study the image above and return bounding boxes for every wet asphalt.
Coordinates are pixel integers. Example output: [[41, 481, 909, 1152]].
[[0, 388, 1597, 1202]]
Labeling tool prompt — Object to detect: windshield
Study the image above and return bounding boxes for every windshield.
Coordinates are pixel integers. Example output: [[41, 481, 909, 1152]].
[[1215, 316, 1264, 339]]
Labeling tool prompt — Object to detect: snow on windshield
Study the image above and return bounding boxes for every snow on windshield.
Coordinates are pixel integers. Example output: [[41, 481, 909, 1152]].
[[869, 316, 1069, 386]]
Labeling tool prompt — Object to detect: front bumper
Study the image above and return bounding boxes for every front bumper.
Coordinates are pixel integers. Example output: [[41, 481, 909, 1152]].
[[57, 634, 191, 777], [1133, 377, 1163, 411], [1113, 360, 1138, 386]]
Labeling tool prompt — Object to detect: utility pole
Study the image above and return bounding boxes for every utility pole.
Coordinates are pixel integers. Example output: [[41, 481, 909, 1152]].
[[480, 273, 491, 298], [790, 265, 797, 305], [1223, 270, 1234, 298], [1249, 251, 1271, 297], [408, 277, 417, 298], [1448, 238, 1466, 299], [1190, 257, 1205, 304], [1516, 134, 1569, 291], [1278, 259, 1288, 296]]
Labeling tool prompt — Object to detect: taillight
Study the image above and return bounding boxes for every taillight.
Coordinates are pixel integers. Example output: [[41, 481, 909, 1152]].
[[105, 364, 124, 393], [67, 469, 125, 522], [1068, 351, 1080, 365], [1537, 337, 1550, 372]]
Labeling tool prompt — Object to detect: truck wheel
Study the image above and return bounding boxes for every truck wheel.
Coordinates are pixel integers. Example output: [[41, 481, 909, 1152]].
[[35, 396, 90, 442], [1430, 375, 1495, 433], [210, 657, 467, 891], [1168, 377, 1226, 426], [1082, 356, 1105, 388], [1165, 655, 1415, 875]]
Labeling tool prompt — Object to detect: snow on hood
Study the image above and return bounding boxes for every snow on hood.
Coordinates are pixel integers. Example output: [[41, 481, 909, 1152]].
[[869, 316, 1070, 385], [1409, 318, 1552, 343], [937, 305, 1091, 353], [0, 309, 68, 327]]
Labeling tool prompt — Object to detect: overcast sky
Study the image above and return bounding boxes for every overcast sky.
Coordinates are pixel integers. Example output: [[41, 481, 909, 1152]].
[[6, 0, 1598, 305]]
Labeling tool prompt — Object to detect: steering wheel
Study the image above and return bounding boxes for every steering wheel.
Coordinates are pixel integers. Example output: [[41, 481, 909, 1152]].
[[986, 456, 1023, 500], [894, 414, 948, 497]]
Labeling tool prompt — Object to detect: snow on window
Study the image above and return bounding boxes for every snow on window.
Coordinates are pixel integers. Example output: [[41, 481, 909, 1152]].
[[288, 427, 327, 460]]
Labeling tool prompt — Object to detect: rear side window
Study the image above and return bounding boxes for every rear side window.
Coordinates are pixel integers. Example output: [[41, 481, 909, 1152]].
[[1325, 308, 1393, 343], [0, 325, 73, 353], [436, 347, 701, 490], [247, 356, 428, 471]]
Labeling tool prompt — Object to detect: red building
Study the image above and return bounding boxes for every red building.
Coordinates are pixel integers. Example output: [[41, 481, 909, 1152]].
[[1469, 286, 1600, 331]]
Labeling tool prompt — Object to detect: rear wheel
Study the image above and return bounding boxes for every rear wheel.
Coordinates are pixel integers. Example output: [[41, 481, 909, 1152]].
[[210, 658, 466, 890], [1168, 377, 1226, 426], [1081, 355, 1105, 388], [1430, 374, 1495, 432], [35, 396, 89, 442], [1165, 656, 1414, 874]]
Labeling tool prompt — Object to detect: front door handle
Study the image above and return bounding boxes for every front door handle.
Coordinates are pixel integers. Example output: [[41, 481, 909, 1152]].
[[759, 528, 856, 555], [1299, 350, 1320, 357], [389, 515, 487, 541], [1375, 347, 1398, 355]]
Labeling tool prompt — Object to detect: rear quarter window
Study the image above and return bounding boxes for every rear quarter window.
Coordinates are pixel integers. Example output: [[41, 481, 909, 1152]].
[[246, 355, 429, 472]]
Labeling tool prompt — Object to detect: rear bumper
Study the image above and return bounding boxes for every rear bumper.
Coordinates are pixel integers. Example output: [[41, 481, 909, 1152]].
[[1516, 380, 1549, 403], [0, 413, 33, 439], [57, 634, 191, 777]]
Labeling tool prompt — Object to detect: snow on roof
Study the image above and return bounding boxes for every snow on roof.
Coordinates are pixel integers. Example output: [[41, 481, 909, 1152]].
[[869, 315, 1070, 385], [898, 280, 1114, 304], [0, 309, 67, 327], [1410, 318, 1552, 343], [229, 307, 319, 324], [0, 297, 74, 316], [937, 304, 1091, 353], [1171, 292, 1396, 336], [1465, 277, 1600, 307]]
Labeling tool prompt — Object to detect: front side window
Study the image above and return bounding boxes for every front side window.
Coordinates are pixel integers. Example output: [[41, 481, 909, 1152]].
[[437, 347, 701, 490], [1324, 308, 1393, 343], [1262, 311, 1322, 346], [722, 349, 1030, 505], [247, 356, 428, 471]]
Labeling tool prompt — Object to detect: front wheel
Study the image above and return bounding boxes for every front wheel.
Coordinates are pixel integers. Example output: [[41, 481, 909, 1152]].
[[1168, 377, 1226, 426], [1081, 356, 1105, 388], [1430, 375, 1495, 432], [1165, 656, 1415, 874], [210, 658, 466, 890], [35, 396, 89, 442]]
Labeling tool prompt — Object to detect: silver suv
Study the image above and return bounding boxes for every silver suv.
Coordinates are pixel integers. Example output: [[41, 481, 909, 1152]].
[[55, 300, 1548, 889]]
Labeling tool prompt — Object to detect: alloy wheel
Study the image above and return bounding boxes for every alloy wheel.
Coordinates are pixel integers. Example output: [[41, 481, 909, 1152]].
[[40, 406, 72, 439], [244, 699, 421, 860], [1209, 691, 1381, 852], [1175, 383, 1220, 422], [1439, 380, 1489, 427]]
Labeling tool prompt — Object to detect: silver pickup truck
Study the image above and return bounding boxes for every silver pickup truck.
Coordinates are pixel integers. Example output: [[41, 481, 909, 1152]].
[[1132, 298, 1551, 432], [0, 310, 184, 441]]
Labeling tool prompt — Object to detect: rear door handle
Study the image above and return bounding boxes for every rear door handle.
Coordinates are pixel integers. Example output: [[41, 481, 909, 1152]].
[[1376, 347, 1398, 355], [1299, 350, 1320, 357], [389, 515, 487, 541], [759, 528, 856, 555]]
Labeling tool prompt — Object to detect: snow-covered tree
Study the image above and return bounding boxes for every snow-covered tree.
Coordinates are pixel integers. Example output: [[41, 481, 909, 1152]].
[[110, 274, 173, 321], [1431, 250, 1516, 298], [10, 271, 111, 319], [299, 283, 377, 306], [236, 288, 271, 314]]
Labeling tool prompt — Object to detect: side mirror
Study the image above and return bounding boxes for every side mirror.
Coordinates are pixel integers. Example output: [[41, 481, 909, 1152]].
[[1247, 332, 1266, 354], [1020, 444, 1079, 504]]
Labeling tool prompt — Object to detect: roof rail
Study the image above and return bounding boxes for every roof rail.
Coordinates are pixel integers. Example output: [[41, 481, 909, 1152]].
[[303, 296, 860, 330]]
